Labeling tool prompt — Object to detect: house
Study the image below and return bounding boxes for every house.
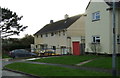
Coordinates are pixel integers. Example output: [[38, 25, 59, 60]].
[[34, 14, 86, 55], [85, 0, 120, 54]]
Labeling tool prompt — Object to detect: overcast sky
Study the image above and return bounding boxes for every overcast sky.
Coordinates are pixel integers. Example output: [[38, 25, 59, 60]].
[[0, 0, 90, 38]]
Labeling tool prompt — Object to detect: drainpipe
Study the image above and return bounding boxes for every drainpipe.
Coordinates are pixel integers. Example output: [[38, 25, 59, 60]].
[[67, 37, 71, 54]]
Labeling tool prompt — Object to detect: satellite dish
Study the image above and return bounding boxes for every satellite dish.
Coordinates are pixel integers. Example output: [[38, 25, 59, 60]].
[[104, 0, 120, 7]]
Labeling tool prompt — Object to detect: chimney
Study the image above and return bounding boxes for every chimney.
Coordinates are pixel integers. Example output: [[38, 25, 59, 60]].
[[50, 20, 53, 24], [64, 14, 69, 19]]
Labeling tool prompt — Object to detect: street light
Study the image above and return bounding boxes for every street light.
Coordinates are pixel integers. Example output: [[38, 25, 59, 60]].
[[104, 0, 120, 76], [112, 0, 117, 76]]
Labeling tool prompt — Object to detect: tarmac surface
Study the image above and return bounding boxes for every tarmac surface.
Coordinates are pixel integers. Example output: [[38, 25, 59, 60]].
[[2, 58, 36, 78]]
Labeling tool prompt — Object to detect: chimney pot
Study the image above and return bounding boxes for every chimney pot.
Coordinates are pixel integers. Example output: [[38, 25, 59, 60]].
[[64, 14, 69, 19], [50, 20, 53, 24]]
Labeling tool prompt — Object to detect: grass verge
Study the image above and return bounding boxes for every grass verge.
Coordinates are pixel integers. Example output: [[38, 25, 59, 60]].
[[5, 62, 111, 77], [31, 55, 98, 65], [81, 56, 120, 70]]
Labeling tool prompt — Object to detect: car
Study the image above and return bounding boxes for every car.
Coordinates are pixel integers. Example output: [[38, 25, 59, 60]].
[[9, 49, 37, 58], [44, 49, 61, 56]]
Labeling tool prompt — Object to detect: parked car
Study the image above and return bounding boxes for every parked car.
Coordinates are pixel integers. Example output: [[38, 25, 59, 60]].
[[9, 49, 37, 58], [44, 49, 60, 56]]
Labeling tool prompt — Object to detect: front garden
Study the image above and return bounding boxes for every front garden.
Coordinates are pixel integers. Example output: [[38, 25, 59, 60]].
[[81, 56, 120, 70], [5, 62, 111, 77], [4, 55, 120, 77], [31, 55, 120, 70], [31, 55, 98, 65]]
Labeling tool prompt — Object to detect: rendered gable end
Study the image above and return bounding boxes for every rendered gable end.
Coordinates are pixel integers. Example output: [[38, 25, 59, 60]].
[[67, 15, 85, 37], [85, 1, 114, 54]]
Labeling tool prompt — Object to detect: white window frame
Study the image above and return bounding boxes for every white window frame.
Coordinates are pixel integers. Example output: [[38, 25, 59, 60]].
[[92, 11, 100, 21], [45, 33, 48, 37], [63, 30, 66, 36], [41, 34, 43, 38], [36, 35, 38, 38], [59, 31, 61, 36], [117, 35, 120, 44], [51, 32, 54, 36], [92, 36, 100, 43]]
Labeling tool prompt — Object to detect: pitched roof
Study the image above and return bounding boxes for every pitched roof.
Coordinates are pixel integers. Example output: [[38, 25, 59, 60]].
[[34, 14, 81, 35], [105, 1, 120, 7], [86, 0, 120, 10]]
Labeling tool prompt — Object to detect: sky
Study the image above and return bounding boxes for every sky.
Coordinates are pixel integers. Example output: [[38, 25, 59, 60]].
[[0, 0, 90, 38]]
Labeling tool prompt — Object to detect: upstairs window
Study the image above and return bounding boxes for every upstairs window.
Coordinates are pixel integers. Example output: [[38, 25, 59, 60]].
[[92, 36, 100, 43], [36, 35, 38, 38], [59, 31, 61, 36], [45, 33, 48, 37], [63, 30, 66, 36], [117, 35, 120, 44], [41, 35, 43, 38], [51, 32, 54, 36], [92, 11, 100, 21]]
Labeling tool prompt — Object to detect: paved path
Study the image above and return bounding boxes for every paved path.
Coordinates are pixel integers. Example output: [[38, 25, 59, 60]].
[[2, 70, 29, 76], [76, 59, 93, 66], [2, 58, 35, 78]]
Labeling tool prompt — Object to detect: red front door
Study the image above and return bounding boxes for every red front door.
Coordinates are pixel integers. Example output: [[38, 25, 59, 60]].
[[72, 42, 80, 55]]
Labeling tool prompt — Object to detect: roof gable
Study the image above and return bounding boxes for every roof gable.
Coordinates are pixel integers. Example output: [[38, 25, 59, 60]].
[[34, 15, 81, 35], [86, 0, 91, 10]]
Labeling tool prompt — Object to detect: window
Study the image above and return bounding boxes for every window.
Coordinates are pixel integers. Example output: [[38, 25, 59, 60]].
[[59, 31, 61, 36], [53, 46, 56, 50], [41, 35, 43, 38], [45, 33, 48, 37], [51, 32, 54, 36], [117, 35, 120, 44], [36, 35, 38, 38], [63, 30, 65, 36], [55, 32, 58, 35], [92, 36, 100, 43], [36, 45, 38, 48], [92, 11, 100, 21]]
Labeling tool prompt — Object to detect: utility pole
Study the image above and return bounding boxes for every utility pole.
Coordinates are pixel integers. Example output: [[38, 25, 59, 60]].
[[112, 0, 117, 76], [0, 7, 2, 78]]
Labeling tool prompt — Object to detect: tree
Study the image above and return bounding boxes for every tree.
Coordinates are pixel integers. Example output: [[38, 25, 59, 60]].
[[21, 34, 34, 45], [2, 34, 34, 53], [20, 34, 34, 49], [0, 7, 28, 38]]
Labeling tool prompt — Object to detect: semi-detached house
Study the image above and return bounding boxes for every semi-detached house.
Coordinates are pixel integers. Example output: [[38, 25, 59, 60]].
[[34, 14, 86, 55]]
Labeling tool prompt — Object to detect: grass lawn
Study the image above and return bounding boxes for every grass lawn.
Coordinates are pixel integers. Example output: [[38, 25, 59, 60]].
[[81, 56, 120, 70], [5, 62, 111, 77], [31, 55, 98, 65]]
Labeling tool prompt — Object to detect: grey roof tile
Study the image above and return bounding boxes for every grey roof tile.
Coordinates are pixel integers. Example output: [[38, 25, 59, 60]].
[[105, 0, 120, 7], [34, 15, 81, 35]]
